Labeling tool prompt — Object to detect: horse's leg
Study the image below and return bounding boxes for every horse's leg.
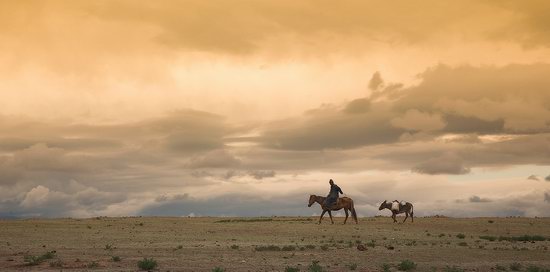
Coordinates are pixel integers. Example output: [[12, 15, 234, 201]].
[[403, 212, 408, 223], [328, 210, 334, 224], [343, 208, 349, 225], [392, 212, 397, 223], [318, 210, 326, 224]]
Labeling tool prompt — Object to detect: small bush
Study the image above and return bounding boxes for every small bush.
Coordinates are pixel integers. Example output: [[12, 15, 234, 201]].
[[255, 245, 281, 251], [230, 244, 239, 250], [495, 264, 507, 271], [49, 259, 63, 268], [456, 233, 466, 239], [479, 235, 497, 241], [177, 245, 183, 250], [112, 256, 121, 262], [137, 258, 158, 270], [509, 263, 522, 271], [457, 242, 468, 246], [282, 245, 296, 251], [320, 245, 329, 251], [87, 261, 99, 268], [24, 251, 56, 266], [347, 263, 358, 270], [212, 267, 225, 272], [305, 244, 316, 249], [526, 265, 550, 272], [499, 235, 546, 242], [308, 260, 324, 272], [397, 260, 417, 271], [444, 266, 464, 272], [488, 220, 494, 223], [381, 263, 391, 272], [366, 240, 376, 248], [104, 244, 113, 250], [286, 266, 300, 272]]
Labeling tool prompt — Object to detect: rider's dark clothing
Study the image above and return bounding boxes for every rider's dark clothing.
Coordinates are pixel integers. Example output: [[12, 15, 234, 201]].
[[323, 183, 343, 207]]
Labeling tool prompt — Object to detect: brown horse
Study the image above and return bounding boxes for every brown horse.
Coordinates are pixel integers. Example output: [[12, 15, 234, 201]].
[[378, 200, 414, 223], [308, 195, 358, 224]]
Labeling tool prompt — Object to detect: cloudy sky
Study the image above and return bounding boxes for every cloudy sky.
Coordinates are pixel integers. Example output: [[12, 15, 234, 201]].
[[1, 0, 550, 218]]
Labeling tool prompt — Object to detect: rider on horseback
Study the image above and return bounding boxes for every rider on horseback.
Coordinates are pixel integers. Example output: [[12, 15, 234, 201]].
[[323, 179, 343, 208]]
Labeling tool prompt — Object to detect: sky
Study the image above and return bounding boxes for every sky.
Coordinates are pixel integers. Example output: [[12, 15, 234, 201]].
[[1, 0, 550, 218]]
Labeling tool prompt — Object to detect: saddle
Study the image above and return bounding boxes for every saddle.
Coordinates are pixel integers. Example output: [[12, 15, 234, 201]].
[[391, 200, 404, 212]]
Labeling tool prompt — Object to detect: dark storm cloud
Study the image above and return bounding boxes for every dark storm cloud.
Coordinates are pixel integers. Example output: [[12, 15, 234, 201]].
[[469, 195, 492, 203], [546, 175, 550, 182], [412, 153, 470, 175]]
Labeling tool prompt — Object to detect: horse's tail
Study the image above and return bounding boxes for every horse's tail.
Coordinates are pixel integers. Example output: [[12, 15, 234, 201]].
[[410, 203, 414, 223], [350, 199, 358, 224]]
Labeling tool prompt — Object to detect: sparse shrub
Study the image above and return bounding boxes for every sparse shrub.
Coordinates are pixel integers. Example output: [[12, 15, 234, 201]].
[[444, 266, 464, 272], [499, 235, 546, 242], [366, 240, 376, 248], [456, 233, 466, 239], [282, 245, 296, 251], [212, 267, 225, 272], [255, 245, 281, 251], [320, 245, 329, 251], [526, 265, 549, 272], [458, 242, 468, 246], [308, 260, 324, 272], [495, 264, 507, 271], [397, 260, 417, 271], [137, 258, 157, 270], [479, 235, 497, 241], [112, 256, 121, 262], [285, 266, 300, 272], [305, 244, 316, 249], [49, 259, 63, 267], [230, 244, 239, 250], [382, 263, 391, 272], [347, 263, 358, 270], [87, 261, 99, 268], [509, 263, 522, 271], [488, 220, 494, 223], [438, 233, 445, 238], [104, 244, 113, 250], [24, 251, 56, 266], [177, 245, 183, 250]]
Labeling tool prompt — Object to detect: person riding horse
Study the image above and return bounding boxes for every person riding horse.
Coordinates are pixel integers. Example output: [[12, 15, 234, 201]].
[[323, 179, 343, 208]]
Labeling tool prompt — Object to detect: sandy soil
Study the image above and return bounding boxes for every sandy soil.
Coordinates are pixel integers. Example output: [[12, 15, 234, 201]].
[[0, 216, 549, 271]]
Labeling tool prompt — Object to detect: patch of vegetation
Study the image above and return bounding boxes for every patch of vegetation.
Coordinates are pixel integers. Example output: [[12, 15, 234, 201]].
[[479, 235, 497, 241], [87, 261, 99, 268], [282, 245, 296, 251], [488, 220, 494, 223], [308, 260, 324, 272], [366, 240, 376, 248], [499, 235, 546, 242], [112, 256, 121, 262], [49, 259, 63, 268], [495, 264, 507, 271], [24, 251, 56, 266], [456, 233, 466, 239], [509, 263, 522, 271], [285, 266, 300, 272], [320, 245, 329, 251], [381, 263, 391, 272], [397, 260, 417, 271], [458, 242, 468, 246], [104, 244, 113, 250], [438, 233, 445, 238], [215, 218, 273, 223], [137, 258, 158, 270], [526, 265, 550, 272], [212, 267, 225, 272], [346, 263, 358, 270], [230, 244, 239, 250], [255, 245, 281, 251], [305, 244, 316, 249], [443, 266, 464, 272]]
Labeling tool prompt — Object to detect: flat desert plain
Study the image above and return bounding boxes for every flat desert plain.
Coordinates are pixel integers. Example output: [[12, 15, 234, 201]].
[[1, 216, 549, 271]]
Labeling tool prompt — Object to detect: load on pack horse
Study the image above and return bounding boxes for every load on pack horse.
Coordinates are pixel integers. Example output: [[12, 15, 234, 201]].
[[378, 200, 414, 223]]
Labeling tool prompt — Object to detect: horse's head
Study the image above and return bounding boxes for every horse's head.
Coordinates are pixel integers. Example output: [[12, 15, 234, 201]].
[[308, 195, 316, 207], [378, 200, 387, 210]]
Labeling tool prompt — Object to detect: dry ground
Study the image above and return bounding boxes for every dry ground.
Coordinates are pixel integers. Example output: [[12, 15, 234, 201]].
[[1, 216, 549, 271]]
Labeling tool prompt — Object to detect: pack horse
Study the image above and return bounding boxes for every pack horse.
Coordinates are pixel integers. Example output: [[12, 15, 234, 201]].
[[379, 200, 414, 223]]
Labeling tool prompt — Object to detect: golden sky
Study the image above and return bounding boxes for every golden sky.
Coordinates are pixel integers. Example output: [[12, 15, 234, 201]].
[[1, 1, 550, 217]]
